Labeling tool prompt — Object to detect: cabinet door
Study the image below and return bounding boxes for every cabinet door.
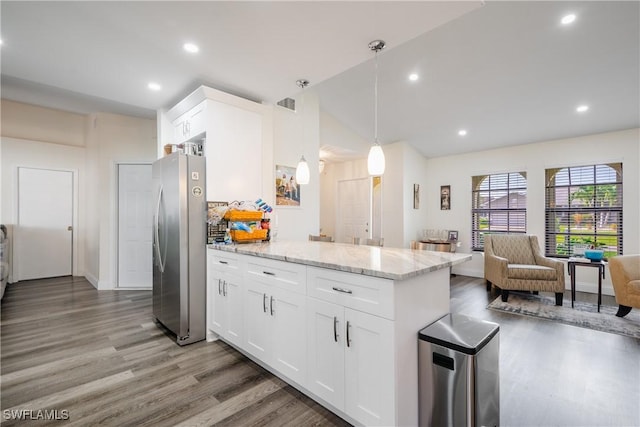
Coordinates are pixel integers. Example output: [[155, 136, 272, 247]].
[[307, 297, 345, 411], [209, 275, 226, 336], [344, 308, 395, 426], [173, 117, 187, 143], [244, 280, 271, 361], [206, 254, 225, 338], [223, 276, 243, 347], [271, 287, 307, 385], [186, 101, 206, 138]]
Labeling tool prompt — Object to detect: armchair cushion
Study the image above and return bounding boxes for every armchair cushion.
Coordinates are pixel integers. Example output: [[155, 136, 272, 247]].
[[508, 264, 557, 281], [491, 234, 536, 265]]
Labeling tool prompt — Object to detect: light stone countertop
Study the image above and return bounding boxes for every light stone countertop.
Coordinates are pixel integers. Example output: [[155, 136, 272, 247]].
[[208, 241, 472, 281]]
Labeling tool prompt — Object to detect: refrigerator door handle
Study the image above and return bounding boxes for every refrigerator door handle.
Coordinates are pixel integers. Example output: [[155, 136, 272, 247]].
[[154, 185, 165, 273]]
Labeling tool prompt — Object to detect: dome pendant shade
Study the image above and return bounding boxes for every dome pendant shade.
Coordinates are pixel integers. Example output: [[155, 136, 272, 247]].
[[367, 144, 385, 176], [296, 155, 310, 185]]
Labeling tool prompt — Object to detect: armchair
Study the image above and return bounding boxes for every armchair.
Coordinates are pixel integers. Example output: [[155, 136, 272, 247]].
[[484, 234, 565, 305], [609, 254, 640, 318]]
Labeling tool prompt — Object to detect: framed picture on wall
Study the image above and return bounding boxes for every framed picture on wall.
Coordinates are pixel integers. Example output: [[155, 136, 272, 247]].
[[440, 185, 451, 210], [275, 165, 301, 206], [413, 184, 420, 209]]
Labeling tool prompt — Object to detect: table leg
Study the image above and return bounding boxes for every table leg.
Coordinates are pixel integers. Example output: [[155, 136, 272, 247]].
[[570, 264, 576, 308], [597, 265, 603, 313]]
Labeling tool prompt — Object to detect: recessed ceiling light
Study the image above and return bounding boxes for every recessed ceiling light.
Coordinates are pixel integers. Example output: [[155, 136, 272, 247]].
[[561, 14, 576, 25], [458, 129, 467, 136], [409, 73, 419, 81], [148, 82, 162, 91], [183, 43, 199, 54], [576, 105, 589, 113]]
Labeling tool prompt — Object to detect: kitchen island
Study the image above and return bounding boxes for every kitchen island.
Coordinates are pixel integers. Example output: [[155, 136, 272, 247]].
[[207, 241, 471, 426]]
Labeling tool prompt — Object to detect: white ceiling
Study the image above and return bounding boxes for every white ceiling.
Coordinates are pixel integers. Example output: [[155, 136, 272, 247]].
[[1, 1, 638, 159]]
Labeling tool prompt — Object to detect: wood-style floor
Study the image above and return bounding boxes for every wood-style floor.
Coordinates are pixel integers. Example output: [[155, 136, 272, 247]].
[[1, 275, 638, 426]]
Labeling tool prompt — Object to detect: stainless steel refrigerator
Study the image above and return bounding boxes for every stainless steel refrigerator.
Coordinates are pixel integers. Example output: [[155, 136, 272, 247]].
[[152, 152, 206, 345]]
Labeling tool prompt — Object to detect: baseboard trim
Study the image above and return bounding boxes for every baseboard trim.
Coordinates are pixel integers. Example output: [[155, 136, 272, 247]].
[[85, 272, 99, 289]]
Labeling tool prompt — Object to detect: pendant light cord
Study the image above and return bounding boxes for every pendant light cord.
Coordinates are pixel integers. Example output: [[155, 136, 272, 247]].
[[374, 49, 379, 145]]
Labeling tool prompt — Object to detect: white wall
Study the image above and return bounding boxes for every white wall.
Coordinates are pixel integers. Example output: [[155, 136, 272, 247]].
[[423, 128, 640, 295], [320, 141, 429, 249], [1, 137, 86, 280], [272, 91, 320, 241], [86, 112, 156, 289], [401, 142, 430, 245], [1, 100, 156, 290], [1, 100, 88, 280]]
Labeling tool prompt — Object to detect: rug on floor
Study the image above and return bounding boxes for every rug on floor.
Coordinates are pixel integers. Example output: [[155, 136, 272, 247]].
[[487, 293, 640, 339]]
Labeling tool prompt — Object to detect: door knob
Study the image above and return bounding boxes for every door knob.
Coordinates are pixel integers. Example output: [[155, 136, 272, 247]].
[[67, 226, 73, 231]]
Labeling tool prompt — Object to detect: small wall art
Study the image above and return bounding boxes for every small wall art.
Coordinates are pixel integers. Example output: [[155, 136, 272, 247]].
[[440, 185, 451, 210], [275, 165, 301, 206], [413, 184, 420, 209]]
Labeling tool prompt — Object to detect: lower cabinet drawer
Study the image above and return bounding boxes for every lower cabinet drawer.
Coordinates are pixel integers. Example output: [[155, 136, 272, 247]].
[[208, 250, 240, 273], [307, 266, 395, 320], [243, 256, 307, 294]]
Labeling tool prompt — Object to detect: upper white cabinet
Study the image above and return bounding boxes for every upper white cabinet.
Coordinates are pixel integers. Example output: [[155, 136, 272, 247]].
[[173, 100, 206, 143], [163, 85, 272, 203]]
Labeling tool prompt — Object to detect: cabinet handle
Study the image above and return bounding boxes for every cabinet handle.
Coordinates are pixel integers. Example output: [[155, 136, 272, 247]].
[[346, 321, 352, 347], [223, 280, 228, 297], [333, 316, 338, 342], [270, 296, 275, 316], [218, 260, 228, 265], [263, 293, 268, 313], [218, 279, 222, 295], [263, 271, 276, 276], [332, 286, 353, 294]]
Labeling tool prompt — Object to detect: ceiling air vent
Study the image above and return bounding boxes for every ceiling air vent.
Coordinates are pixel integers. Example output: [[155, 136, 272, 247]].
[[277, 97, 296, 111]]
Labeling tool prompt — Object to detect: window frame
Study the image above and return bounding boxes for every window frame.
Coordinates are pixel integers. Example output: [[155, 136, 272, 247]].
[[471, 172, 527, 251], [544, 163, 623, 258]]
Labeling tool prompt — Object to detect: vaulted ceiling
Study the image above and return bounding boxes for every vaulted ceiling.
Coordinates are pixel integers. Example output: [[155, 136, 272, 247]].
[[2, 1, 638, 159]]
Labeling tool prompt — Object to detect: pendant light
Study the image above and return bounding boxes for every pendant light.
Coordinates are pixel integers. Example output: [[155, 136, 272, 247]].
[[368, 39, 386, 176], [295, 79, 311, 185]]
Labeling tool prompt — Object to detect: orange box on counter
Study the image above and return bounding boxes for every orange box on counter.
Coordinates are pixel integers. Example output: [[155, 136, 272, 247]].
[[223, 210, 263, 221], [230, 229, 268, 242]]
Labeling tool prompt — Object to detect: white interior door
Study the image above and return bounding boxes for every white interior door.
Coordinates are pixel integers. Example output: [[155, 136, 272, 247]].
[[336, 178, 371, 244], [17, 167, 73, 281], [118, 164, 152, 288]]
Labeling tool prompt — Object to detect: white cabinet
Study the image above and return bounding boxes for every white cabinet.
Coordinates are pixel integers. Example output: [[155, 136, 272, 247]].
[[307, 273, 395, 426], [343, 307, 394, 426], [243, 257, 307, 386], [173, 100, 206, 144], [307, 297, 345, 409], [204, 101, 262, 202], [206, 247, 451, 427], [165, 86, 265, 203], [207, 251, 243, 346]]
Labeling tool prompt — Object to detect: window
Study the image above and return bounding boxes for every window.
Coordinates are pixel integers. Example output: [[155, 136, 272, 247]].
[[545, 163, 622, 258], [471, 172, 527, 250]]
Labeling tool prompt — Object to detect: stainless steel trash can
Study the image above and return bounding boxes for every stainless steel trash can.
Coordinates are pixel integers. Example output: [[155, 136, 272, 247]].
[[418, 313, 500, 427]]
